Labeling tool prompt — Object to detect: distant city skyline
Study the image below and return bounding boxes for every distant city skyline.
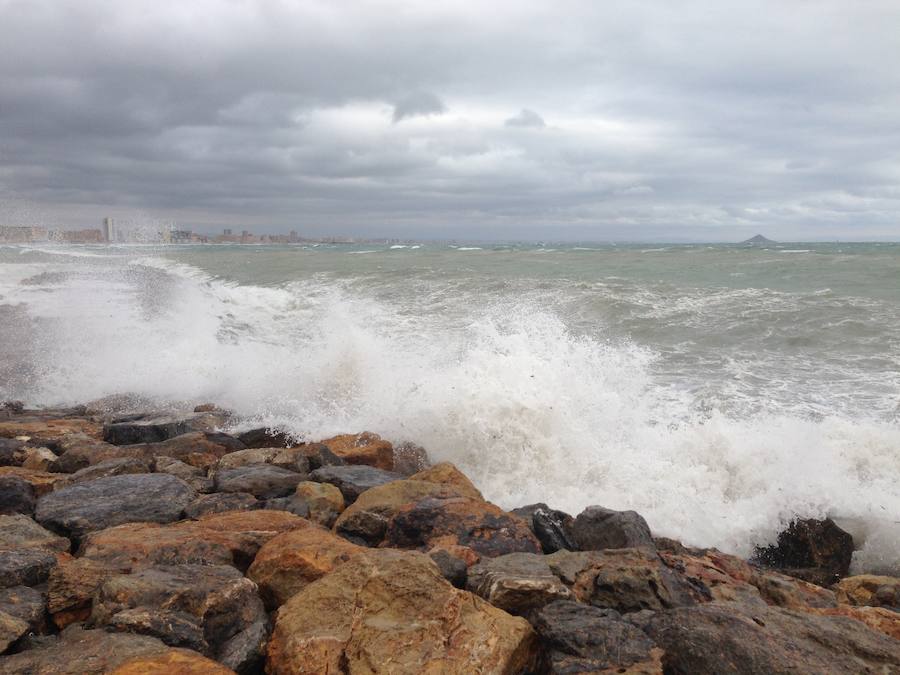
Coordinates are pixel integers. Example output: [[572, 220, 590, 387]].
[[2, 2, 900, 242]]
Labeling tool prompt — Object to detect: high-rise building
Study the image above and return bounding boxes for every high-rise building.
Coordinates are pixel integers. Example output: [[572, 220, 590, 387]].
[[101, 217, 116, 243]]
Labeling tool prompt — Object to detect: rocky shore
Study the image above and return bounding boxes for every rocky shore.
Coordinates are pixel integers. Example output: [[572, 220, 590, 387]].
[[0, 399, 898, 674]]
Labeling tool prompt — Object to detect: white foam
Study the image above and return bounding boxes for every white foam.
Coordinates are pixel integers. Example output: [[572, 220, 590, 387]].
[[4, 252, 899, 569]]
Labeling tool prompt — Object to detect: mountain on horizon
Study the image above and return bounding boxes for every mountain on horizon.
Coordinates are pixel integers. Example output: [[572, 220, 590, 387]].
[[740, 234, 777, 246]]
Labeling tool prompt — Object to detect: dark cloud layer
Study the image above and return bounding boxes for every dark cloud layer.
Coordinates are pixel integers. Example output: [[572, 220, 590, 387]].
[[1, 0, 899, 240]]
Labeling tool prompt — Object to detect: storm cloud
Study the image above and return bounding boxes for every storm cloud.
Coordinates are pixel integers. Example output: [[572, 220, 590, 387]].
[[1, 0, 899, 240]]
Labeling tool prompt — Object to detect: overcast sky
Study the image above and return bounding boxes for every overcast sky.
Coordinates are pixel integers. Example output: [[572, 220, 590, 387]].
[[1, 0, 899, 241]]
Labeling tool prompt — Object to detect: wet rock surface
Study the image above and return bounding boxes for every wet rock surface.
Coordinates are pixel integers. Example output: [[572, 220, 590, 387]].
[[213, 464, 305, 499], [467, 552, 574, 616], [754, 517, 854, 587], [308, 464, 402, 503], [572, 505, 655, 551], [35, 473, 197, 540]]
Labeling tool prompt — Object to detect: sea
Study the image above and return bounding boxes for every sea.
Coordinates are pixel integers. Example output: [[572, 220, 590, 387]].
[[1, 241, 898, 572]]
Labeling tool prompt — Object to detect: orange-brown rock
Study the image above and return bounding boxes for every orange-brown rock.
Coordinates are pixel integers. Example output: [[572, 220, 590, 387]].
[[266, 549, 537, 675], [81, 510, 313, 572], [247, 526, 364, 608], [428, 544, 481, 567], [49, 557, 129, 629], [660, 549, 765, 606], [293, 481, 344, 526], [833, 574, 900, 609], [333, 479, 462, 545], [409, 462, 484, 500], [751, 569, 838, 609], [384, 495, 542, 558], [319, 432, 394, 471], [0, 466, 66, 496], [110, 650, 236, 675], [0, 417, 102, 441], [21, 446, 57, 471], [811, 605, 900, 641]]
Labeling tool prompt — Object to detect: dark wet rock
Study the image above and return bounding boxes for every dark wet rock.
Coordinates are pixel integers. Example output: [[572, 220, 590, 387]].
[[392, 441, 431, 476], [429, 548, 468, 588], [153, 456, 214, 493], [308, 464, 401, 503], [0, 585, 47, 634], [754, 517, 854, 587], [103, 415, 195, 445], [91, 563, 267, 665], [263, 496, 311, 517], [219, 616, 268, 674], [64, 457, 151, 484], [546, 548, 696, 613], [35, 473, 196, 541], [216, 446, 310, 474], [213, 464, 304, 499], [236, 427, 294, 449], [512, 503, 576, 554], [0, 476, 35, 516], [467, 552, 573, 616], [644, 601, 900, 674], [203, 431, 246, 452], [119, 432, 235, 470], [0, 514, 70, 552], [184, 492, 260, 519], [0, 438, 24, 466], [299, 442, 346, 470], [0, 549, 59, 588], [1, 624, 173, 674], [384, 496, 542, 558], [572, 505, 655, 552], [532, 600, 662, 674]]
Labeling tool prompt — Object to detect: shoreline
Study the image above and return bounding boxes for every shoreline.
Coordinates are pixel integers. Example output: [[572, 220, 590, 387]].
[[0, 398, 898, 672]]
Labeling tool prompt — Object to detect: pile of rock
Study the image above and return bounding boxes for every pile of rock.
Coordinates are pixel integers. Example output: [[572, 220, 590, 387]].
[[0, 401, 897, 674]]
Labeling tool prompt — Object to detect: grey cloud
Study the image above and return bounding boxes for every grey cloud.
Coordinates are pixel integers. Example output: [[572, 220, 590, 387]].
[[505, 109, 545, 128], [392, 91, 446, 123]]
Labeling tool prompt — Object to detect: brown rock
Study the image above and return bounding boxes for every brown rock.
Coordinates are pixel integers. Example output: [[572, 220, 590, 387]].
[[216, 447, 310, 473], [110, 650, 237, 675], [751, 569, 838, 609], [184, 493, 260, 519], [644, 601, 900, 674], [0, 585, 48, 635], [49, 557, 128, 628], [117, 432, 237, 470], [81, 510, 312, 572], [0, 475, 35, 515], [392, 441, 430, 476], [466, 552, 574, 616], [0, 466, 67, 496], [50, 437, 134, 473], [21, 446, 57, 471], [754, 518, 854, 587], [63, 457, 151, 484], [659, 549, 764, 607], [546, 548, 696, 613], [154, 456, 214, 493], [247, 527, 364, 608], [384, 495, 542, 558], [293, 481, 344, 527], [266, 549, 537, 675], [1, 624, 172, 674], [0, 548, 63, 588], [0, 609, 30, 652], [833, 574, 900, 609], [0, 514, 70, 552], [0, 417, 102, 441], [319, 432, 394, 471], [333, 479, 461, 545], [409, 462, 484, 500], [811, 605, 900, 641]]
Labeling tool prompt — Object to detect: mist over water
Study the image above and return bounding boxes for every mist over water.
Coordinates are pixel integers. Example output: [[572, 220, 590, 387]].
[[1, 242, 899, 572]]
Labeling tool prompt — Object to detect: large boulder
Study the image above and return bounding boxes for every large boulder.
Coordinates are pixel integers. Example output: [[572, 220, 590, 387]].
[[21, 446, 57, 471], [102, 415, 196, 445], [1, 624, 179, 674], [80, 510, 312, 572], [0, 585, 48, 635], [216, 447, 309, 474], [318, 432, 395, 471], [384, 495, 542, 558], [35, 473, 197, 541], [214, 465, 305, 499], [49, 557, 128, 628], [154, 456, 214, 493], [0, 514, 70, 552], [0, 417, 101, 442], [292, 481, 344, 527], [0, 610, 30, 653], [643, 601, 900, 674], [754, 518, 854, 587], [658, 548, 765, 607], [409, 462, 483, 500], [309, 464, 401, 503], [91, 563, 268, 671], [834, 574, 900, 609], [235, 427, 294, 449], [0, 466, 66, 496], [266, 549, 538, 674], [810, 605, 900, 641], [333, 479, 461, 546], [247, 527, 365, 608], [466, 552, 574, 616], [532, 600, 663, 674], [571, 505, 655, 551], [392, 441, 430, 476], [62, 457, 151, 484], [109, 650, 237, 675], [546, 548, 695, 613]]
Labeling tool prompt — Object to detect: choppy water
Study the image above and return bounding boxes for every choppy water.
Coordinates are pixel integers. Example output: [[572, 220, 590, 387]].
[[1, 241, 899, 571]]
